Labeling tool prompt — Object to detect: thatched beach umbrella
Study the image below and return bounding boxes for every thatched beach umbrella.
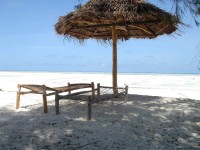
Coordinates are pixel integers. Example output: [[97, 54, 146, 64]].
[[55, 0, 179, 93]]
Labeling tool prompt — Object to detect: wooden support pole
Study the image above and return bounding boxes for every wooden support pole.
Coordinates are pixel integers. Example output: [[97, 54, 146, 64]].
[[112, 26, 118, 95], [16, 84, 21, 109], [42, 85, 48, 113], [87, 97, 92, 121], [97, 83, 100, 102], [68, 82, 71, 94], [55, 92, 60, 115], [91, 82, 95, 99]]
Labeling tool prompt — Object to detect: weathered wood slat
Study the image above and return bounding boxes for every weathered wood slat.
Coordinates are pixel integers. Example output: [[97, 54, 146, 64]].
[[20, 91, 41, 95], [20, 84, 44, 93], [51, 85, 91, 93], [69, 83, 92, 86], [99, 86, 125, 90], [59, 89, 93, 99], [45, 86, 58, 91], [46, 92, 57, 96]]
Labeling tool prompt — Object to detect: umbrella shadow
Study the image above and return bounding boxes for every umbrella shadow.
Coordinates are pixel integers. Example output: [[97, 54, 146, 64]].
[[0, 94, 200, 149]]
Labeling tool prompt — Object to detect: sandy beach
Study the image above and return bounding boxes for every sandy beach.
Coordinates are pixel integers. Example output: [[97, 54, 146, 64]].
[[0, 71, 200, 149]]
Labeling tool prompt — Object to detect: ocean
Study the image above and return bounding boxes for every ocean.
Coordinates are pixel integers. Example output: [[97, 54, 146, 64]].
[[0, 71, 199, 100]]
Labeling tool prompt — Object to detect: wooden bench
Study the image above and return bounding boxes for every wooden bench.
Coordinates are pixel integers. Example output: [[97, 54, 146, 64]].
[[16, 82, 94, 113], [55, 84, 128, 120]]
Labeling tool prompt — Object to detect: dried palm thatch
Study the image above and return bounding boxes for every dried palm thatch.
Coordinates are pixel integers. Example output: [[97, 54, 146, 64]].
[[54, 0, 180, 94], [55, 0, 180, 42]]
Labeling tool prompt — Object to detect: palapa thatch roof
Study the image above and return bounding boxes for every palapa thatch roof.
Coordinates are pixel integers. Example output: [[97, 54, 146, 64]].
[[55, 0, 179, 41]]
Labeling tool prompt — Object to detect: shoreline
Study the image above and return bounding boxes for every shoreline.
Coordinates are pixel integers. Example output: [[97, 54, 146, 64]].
[[0, 71, 199, 100]]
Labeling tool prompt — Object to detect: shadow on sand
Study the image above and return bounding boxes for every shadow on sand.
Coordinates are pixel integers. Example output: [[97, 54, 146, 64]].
[[0, 94, 200, 150]]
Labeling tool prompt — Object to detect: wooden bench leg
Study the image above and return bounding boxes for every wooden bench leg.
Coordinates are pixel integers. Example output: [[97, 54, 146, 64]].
[[16, 92, 21, 109], [16, 85, 21, 109], [97, 83, 100, 102], [55, 92, 60, 115], [91, 82, 95, 99], [68, 82, 71, 94], [87, 97, 92, 121], [124, 85, 128, 103], [42, 85, 48, 113]]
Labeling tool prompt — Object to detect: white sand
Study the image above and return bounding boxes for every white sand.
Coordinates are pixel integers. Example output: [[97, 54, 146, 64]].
[[0, 72, 200, 149]]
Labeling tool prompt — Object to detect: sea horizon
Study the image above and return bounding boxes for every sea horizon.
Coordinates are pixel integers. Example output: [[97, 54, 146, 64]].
[[0, 70, 199, 76]]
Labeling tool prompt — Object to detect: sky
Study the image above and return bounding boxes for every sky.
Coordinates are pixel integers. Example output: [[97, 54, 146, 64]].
[[0, 0, 200, 74]]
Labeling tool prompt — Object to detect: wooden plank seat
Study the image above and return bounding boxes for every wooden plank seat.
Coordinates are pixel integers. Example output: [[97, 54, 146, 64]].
[[52, 83, 93, 94], [16, 82, 94, 113]]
